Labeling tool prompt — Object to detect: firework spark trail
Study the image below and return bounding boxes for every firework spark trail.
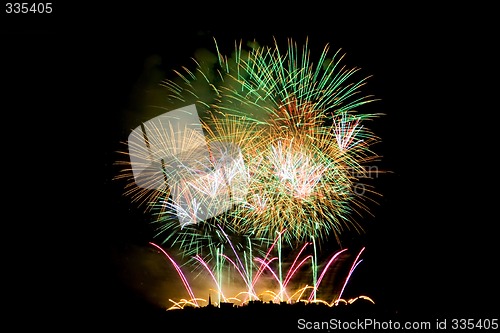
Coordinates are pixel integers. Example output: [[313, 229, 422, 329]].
[[250, 230, 286, 283], [149, 241, 199, 307], [335, 246, 365, 305], [167, 298, 205, 310], [217, 224, 250, 283], [238, 229, 286, 304], [220, 253, 256, 298], [308, 248, 348, 302], [254, 257, 290, 302], [333, 112, 363, 151], [193, 254, 227, 302], [269, 139, 328, 200], [283, 242, 311, 287]]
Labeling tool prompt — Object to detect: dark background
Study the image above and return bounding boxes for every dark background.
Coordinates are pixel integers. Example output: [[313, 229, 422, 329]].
[[2, 2, 498, 330]]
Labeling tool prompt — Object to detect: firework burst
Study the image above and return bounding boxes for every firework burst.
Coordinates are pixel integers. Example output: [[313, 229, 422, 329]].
[[115, 37, 384, 253]]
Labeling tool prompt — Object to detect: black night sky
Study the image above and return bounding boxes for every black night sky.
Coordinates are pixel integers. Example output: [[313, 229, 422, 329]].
[[3, 3, 498, 331]]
